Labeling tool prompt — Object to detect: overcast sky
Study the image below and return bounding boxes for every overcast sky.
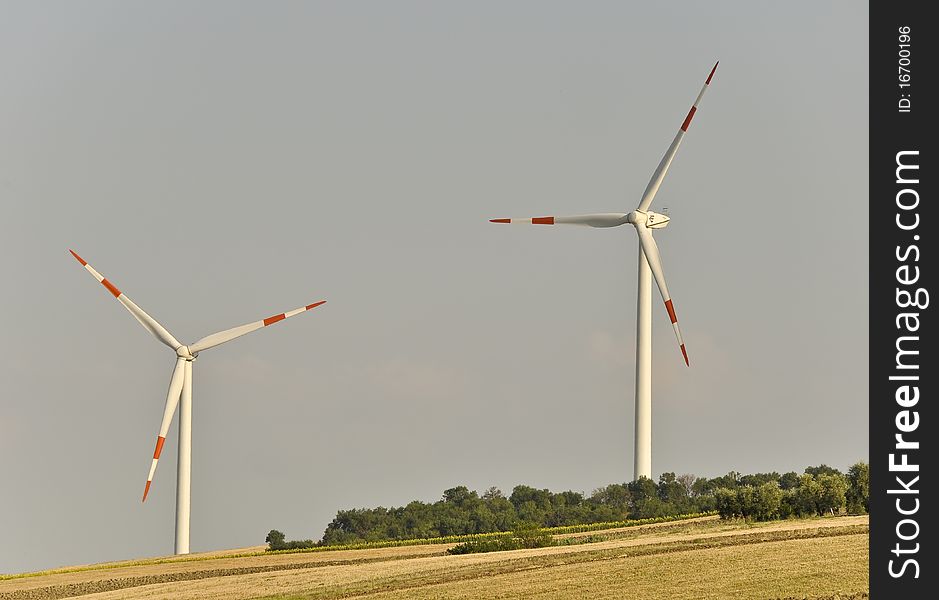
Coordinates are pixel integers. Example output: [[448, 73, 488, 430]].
[[0, 1, 867, 574]]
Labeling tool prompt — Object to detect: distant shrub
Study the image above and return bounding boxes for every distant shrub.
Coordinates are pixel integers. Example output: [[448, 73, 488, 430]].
[[448, 522, 555, 555]]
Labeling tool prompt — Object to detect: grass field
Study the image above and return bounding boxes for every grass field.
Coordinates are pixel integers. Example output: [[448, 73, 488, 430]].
[[0, 515, 868, 600]]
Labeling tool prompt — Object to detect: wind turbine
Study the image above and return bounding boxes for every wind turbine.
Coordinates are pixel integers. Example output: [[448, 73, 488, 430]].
[[69, 249, 326, 554], [490, 62, 717, 481]]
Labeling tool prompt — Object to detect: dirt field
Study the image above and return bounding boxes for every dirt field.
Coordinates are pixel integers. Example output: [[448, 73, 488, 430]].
[[0, 515, 868, 600]]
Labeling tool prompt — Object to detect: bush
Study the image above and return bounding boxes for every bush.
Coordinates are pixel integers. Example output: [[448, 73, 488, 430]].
[[448, 522, 555, 555]]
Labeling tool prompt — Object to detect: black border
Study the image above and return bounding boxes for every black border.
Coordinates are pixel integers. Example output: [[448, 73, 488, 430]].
[[870, 2, 935, 596]]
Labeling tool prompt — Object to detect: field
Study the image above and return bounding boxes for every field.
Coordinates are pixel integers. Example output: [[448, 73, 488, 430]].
[[0, 515, 868, 600]]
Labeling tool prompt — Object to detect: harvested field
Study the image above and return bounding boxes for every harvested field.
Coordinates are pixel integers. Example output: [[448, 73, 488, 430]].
[[0, 515, 868, 600]]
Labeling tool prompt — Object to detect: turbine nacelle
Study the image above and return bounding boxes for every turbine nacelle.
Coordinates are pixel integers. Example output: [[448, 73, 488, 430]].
[[628, 210, 671, 230]]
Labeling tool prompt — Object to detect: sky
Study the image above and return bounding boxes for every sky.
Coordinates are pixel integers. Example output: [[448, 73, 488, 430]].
[[0, 1, 868, 574]]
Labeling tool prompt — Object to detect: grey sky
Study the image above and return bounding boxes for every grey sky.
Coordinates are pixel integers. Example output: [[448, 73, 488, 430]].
[[1, 1, 867, 574]]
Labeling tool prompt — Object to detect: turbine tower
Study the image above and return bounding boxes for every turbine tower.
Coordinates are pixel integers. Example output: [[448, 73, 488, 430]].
[[490, 62, 717, 481], [69, 250, 326, 554]]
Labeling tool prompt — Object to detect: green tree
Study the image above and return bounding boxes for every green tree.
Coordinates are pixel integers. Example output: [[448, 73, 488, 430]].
[[482, 486, 505, 500], [589, 484, 632, 518], [753, 482, 783, 521], [805, 464, 842, 477], [658, 472, 689, 505], [265, 529, 286, 550], [443, 486, 478, 507], [793, 474, 823, 516], [740, 472, 781, 487], [846, 462, 869, 514], [714, 488, 739, 519], [509, 485, 552, 511], [702, 471, 741, 494], [737, 486, 757, 519], [628, 477, 658, 502], [516, 499, 544, 523], [816, 473, 848, 515], [779, 471, 800, 490], [628, 477, 661, 518]]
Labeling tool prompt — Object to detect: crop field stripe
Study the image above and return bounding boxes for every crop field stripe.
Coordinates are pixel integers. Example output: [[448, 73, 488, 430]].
[[0, 525, 866, 600], [251, 526, 868, 600]]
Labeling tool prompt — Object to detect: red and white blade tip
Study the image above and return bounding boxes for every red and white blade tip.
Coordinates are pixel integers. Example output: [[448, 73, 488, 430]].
[[262, 300, 326, 327], [489, 217, 555, 225], [143, 435, 167, 502], [706, 61, 719, 85], [69, 249, 87, 265], [680, 344, 689, 367]]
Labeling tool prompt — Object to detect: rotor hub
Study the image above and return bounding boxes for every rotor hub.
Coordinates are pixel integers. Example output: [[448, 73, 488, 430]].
[[176, 345, 196, 360]]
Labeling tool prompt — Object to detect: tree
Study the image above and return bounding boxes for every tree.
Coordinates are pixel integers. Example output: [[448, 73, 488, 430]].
[[737, 486, 757, 518], [443, 486, 478, 507], [677, 474, 698, 497], [779, 471, 800, 490], [482, 486, 505, 501], [702, 471, 741, 494], [627, 477, 658, 502], [804, 464, 842, 477], [589, 484, 632, 517], [714, 488, 739, 519], [739, 472, 781, 487], [816, 473, 848, 515], [846, 462, 869, 514], [265, 529, 286, 550], [628, 477, 661, 518], [516, 499, 544, 523], [469, 504, 497, 533], [793, 474, 823, 516], [753, 482, 783, 521], [658, 472, 688, 505], [509, 485, 552, 510]]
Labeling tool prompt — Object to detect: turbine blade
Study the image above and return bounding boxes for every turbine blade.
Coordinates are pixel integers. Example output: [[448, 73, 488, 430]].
[[634, 226, 689, 366], [143, 357, 186, 502], [636, 61, 718, 212], [489, 213, 629, 228], [69, 250, 182, 351], [188, 300, 326, 354]]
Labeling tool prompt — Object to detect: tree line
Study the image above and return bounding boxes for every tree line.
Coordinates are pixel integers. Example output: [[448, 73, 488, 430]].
[[266, 461, 868, 549]]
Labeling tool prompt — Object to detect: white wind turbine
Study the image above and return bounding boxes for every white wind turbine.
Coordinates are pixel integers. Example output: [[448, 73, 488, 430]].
[[69, 249, 326, 554], [490, 62, 718, 481]]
